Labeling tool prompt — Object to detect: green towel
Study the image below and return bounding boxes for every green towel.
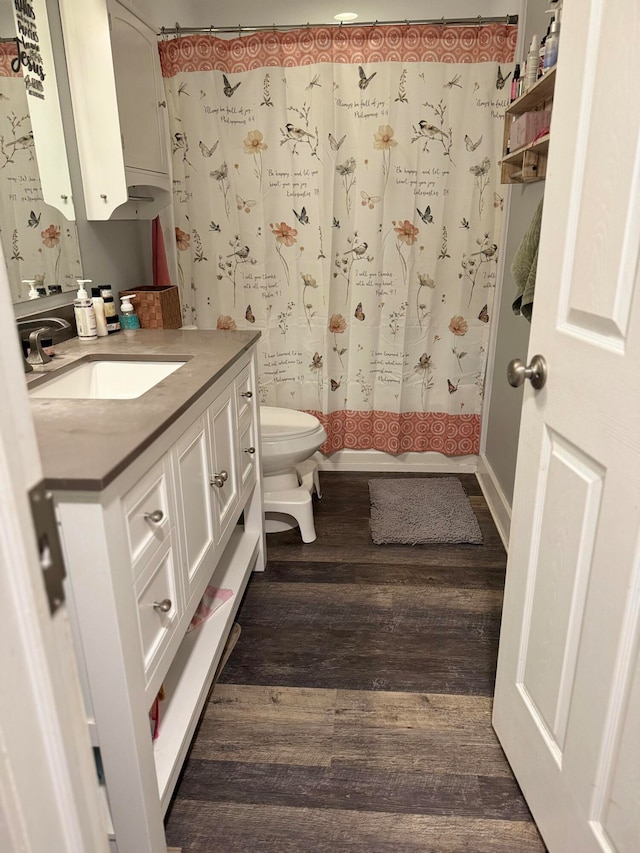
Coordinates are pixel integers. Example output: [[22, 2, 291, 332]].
[[512, 199, 543, 322]]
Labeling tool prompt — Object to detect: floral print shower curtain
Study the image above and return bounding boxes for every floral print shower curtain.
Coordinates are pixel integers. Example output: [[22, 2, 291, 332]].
[[0, 43, 82, 303], [160, 23, 516, 456]]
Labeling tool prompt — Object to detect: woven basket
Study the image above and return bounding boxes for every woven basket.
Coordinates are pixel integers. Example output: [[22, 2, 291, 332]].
[[119, 286, 181, 329]]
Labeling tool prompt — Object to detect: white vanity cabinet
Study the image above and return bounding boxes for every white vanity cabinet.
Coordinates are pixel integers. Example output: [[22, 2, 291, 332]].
[[55, 350, 264, 852]]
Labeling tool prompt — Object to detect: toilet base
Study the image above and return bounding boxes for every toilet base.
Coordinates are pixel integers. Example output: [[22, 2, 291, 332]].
[[263, 460, 321, 543]]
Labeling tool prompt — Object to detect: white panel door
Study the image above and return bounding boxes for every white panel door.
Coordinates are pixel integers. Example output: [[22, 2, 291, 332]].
[[493, 2, 640, 852], [174, 415, 215, 601], [208, 383, 240, 544]]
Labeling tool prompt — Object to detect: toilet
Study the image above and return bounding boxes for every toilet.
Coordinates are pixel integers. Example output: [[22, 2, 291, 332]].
[[259, 406, 327, 543]]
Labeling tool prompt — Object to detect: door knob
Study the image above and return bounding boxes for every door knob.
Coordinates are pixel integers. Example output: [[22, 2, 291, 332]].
[[507, 354, 547, 390]]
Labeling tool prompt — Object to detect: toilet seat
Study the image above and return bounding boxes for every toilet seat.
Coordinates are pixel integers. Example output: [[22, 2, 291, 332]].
[[260, 407, 323, 440]]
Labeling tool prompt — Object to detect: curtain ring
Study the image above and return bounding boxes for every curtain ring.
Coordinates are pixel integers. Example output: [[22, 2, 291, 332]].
[[404, 19, 410, 27], [175, 22, 181, 38], [440, 17, 445, 28], [237, 23, 242, 37], [371, 19, 378, 28]]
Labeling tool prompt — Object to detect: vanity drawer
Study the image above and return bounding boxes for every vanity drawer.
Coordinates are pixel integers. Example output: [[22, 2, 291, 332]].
[[122, 456, 172, 572], [235, 364, 255, 428], [134, 534, 181, 686]]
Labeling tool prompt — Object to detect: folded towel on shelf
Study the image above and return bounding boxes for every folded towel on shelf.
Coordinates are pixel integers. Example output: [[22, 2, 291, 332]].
[[512, 199, 543, 322], [188, 586, 233, 632]]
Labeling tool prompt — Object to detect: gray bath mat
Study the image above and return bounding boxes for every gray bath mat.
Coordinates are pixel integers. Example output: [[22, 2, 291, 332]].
[[369, 477, 482, 545]]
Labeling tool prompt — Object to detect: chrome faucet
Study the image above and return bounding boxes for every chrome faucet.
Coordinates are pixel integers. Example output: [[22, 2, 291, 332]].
[[17, 317, 72, 370]]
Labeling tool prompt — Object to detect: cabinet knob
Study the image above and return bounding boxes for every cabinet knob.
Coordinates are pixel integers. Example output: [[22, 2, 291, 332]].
[[210, 470, 228, 488], [100, 193, 107, 201], [240, 391, 253, 399], [243, 447, 256, 454], [153, 599, 172, 613], [144, 509, 164, 523], [60, 194, 68, 201]]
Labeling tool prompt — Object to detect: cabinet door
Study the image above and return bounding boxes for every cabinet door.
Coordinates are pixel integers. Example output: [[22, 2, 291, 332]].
[[207, 384, 240, 545], [238, 417, 258, 498], [108, 1, 168, 176], [173, 416, 215, 601]]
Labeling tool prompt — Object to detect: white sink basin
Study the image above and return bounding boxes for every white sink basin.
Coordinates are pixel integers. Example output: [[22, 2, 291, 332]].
[[29, 360, 185, 400]]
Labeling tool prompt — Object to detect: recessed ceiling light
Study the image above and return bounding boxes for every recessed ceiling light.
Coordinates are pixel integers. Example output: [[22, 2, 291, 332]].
[[334, 12, 359, 22]]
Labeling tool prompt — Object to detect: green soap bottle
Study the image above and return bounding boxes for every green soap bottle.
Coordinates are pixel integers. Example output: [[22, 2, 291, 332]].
[[119, 294, 141, 329]]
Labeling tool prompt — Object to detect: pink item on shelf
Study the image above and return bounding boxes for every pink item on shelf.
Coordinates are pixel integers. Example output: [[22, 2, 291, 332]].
[[187, 586, 234, 632]]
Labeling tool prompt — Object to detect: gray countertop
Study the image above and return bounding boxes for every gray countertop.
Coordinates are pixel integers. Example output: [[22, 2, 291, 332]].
[[27, 329, 260, 491]]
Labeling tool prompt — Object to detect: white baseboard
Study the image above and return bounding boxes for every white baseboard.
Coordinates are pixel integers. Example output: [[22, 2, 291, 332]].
[[476, 453, 511, 551], [316, 449, 478, 473]]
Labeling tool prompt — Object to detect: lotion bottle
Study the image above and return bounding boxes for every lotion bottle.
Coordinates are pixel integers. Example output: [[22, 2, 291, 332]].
[[91, 286, 108, 337], [119, 294, 141, 330], [74, 279, 98, 342], [524, 34, 540, 91], [543, 17, 560, 71]]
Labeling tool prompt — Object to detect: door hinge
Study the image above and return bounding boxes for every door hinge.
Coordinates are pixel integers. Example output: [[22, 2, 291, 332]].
[[29, 481, 66, 615]]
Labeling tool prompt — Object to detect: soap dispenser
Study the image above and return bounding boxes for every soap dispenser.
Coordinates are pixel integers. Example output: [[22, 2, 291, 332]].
[[119, 294, 141, 330], [74, 279, 98, 342], [23, 279, 40, 300]]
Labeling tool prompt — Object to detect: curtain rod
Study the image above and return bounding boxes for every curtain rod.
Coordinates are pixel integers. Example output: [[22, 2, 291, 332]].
[[159, 15, 518, 38]]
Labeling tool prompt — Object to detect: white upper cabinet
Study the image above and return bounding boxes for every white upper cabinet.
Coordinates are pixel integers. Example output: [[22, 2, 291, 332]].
[[59, 0, 170, 220], [108, 0, 169, 181]]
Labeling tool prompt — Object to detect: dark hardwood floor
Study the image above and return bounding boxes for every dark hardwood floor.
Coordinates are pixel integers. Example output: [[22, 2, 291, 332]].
[[165, 472, 546, 852]]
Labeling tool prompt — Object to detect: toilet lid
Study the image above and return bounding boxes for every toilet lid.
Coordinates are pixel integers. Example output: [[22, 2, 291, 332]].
[[260, 406, 323, 439]]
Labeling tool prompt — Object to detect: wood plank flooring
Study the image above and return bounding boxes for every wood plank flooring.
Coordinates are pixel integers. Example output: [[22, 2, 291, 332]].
[[165, 473, 546, 852]]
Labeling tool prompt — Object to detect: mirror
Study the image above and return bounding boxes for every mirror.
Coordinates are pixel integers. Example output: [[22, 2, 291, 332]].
[[0, 0, 82, 305]]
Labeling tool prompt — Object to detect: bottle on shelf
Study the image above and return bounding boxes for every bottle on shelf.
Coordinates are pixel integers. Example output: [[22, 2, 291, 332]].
[[119, 294, 141, 330], [524, 34, 540, 91], [510, 64, 520, 102], [538, 25, 550, 79], [543, 17, 560, 71], [74, 279, 98, 343]]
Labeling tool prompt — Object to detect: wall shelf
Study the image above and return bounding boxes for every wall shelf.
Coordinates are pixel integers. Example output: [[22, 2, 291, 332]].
[[500, 67, 556, 184]]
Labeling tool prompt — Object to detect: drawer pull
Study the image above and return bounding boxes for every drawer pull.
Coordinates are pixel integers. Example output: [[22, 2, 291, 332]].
[[243, 447, 256, 454], [210, 470, 228, 488], [240, 391, 253, 399], [144, 509, 164, 524], [153, 599, 172, 613]]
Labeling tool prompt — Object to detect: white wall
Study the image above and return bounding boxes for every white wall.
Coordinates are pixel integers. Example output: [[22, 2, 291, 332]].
[[133, 0, 520, 30], [481, 0, 550, 516]]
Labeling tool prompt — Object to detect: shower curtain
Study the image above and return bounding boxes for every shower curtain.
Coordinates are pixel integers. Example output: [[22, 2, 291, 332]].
[[160, 22, 516, 456], [0, 43, 82, 303]]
